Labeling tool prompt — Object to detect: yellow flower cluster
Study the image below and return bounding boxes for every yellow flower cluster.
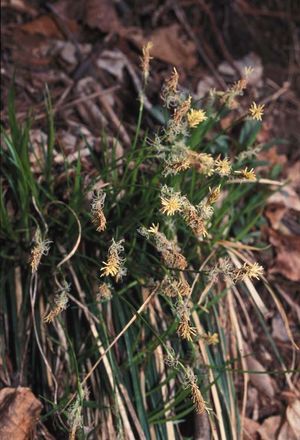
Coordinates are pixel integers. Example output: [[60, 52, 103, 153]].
[[187, 109, 207, 128], [249, 102, 265, 121]]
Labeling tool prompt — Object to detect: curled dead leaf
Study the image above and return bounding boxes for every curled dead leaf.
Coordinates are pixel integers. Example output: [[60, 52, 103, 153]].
[[0, 387, 42, 440]]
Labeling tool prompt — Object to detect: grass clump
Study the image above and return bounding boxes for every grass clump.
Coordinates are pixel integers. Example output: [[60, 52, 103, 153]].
[[1, 44, 290, 439]]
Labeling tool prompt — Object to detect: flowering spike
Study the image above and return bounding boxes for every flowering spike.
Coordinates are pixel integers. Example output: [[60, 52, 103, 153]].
[[30, 228, 52, 273], [100, 239, 126, 281], [249, 102, 265, 121], [187, 109, 207, 128], [91, 190, 106, 232], [141, 41, 153, 84]]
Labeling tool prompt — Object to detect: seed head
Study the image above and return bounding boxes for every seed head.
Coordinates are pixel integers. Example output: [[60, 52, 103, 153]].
[[30, 228, 52, 273], [140, 223, 187, 270], [197, 201, 214, 221], [202, 332, 219, 345], [190, 383, 206, 414], [207, 186, 221, 205], [100, 239, 126, 281], [181, 202, 208, 237], [141, 41, 153, 84], [197, 153, 215, 177], [173, 96, 191, 125], [162, 67, 180, 107], [235, 262, 264, 282], [161, 276, 191, 297], [177, 314, 197, 341], [236, 167, 256, 181], [244, 66, 254, 77], [98, 282, 112, 299], [183, 367, 207, 414], [91, 190, 106, 232], [177, 304, 197, 341], [43, 282, 70, 323], [148, 223, 160, 235], [162, 248, 188, 270], [164, 348, 179, 368]]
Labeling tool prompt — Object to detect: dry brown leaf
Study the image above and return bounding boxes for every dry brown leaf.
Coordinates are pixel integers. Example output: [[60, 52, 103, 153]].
[[84, 0, 121, 33], [243, 417, 260, 439], [21, 15, 65, 38], [1, 0, 37, 16], [287, 161, 300, 188], [271, 313, 290, 342], [286, 400, 300, 438], [246, 355, 275, 399], [258, 146, 287, 170], [149, 25, 197, 68], [96, 50, 127, 81], [20, 14, 79, 38], [268, 228, 300, 282], [0, 387, 42, 440], [278, 420, 298, 440], [218, 52, 263, 86], [257, 415, 281, 440], [125, 24, 197, 69], [196, 75, 217, 99], [265, 191, 300, 238], [267, 186, 300, 218]]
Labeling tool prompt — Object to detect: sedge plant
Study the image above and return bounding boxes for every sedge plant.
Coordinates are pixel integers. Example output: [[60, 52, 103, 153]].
[[0, 44, 296, 440]]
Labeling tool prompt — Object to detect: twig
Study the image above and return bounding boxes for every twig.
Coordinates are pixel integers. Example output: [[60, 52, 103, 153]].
[[15, 86, 119, 122], [173, 1, 226, 89], [80, 286, 158, 388], [196, 0, 240, 77]]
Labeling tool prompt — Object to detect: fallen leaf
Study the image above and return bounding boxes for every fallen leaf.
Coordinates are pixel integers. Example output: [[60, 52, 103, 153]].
[[218, 52, 263, 86], [246, 355, 275, 399], [125, 24, 197, 69], [196, 75, 217, 99], [0, 387, 42, 440], [257, 415, 281, 440], [96, 50, 127, 81], [286, 400, 300, 438], [258, 146, 287, 170], [84, 0, 121, 33], [278, 420, 298, 440], [271, 313, 290, 342], [267, 186, 300, 214], [265, 186, 300, 235], [268, 228, 300, 282], [20, 14, 78, 38], [1, 0, 37, 16], [287, 161, 300, 189], [148, 24, 198, 69], [21, 15, 64, 38], [243, 417, 260, 439]]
